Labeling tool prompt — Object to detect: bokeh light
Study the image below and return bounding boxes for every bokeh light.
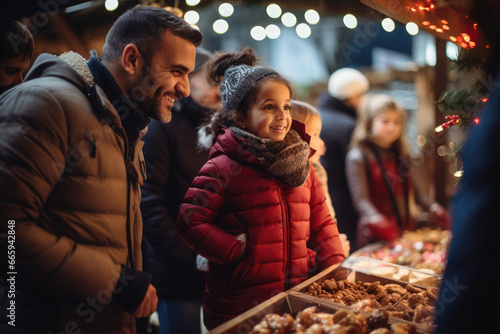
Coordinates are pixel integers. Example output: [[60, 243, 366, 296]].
[[184, 10, 200, 25], [186, 0, 200, 6], [266, 4, 281, 18], [105, 0, 118, 11], [282, 12, 297, 27], [305, 9, 320, 25], [343, 14, 357, 29], [218, 3, 234, 17], [381, 18, 395, 32], [213, 19, 229, 34], [250, 26, 266, 41], [406, 22, 419, 35], [266, 24, 281, 39], [296, 23, 311, 38]]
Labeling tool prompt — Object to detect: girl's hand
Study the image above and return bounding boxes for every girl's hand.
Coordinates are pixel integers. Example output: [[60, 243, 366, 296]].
[[362, 214, 400, 241], [235, 233, 247, 262], [339, 233, 350, 257], [196, 254, 209, 272], [430, 203, 451, 229]]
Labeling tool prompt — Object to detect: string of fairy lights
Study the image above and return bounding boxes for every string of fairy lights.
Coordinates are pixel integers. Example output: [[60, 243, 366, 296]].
[[100, 1, 423, 40], [96, 0, 482, 179]]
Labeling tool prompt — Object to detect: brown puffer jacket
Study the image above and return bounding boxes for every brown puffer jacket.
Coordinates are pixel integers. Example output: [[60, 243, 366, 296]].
[[0, 53, 146, 333], [177, 125, 345, 329]]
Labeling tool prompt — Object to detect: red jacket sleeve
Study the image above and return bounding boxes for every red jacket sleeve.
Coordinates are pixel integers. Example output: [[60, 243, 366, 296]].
[[307, 165, 346, 270], [176, 160, 245, 265]]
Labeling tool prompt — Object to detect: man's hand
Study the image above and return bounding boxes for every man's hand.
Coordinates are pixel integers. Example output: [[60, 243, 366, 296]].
[[133, 284, 158, 318]]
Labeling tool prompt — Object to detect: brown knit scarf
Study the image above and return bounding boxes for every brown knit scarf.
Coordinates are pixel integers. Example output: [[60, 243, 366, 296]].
[[230, 126, 310, 188]]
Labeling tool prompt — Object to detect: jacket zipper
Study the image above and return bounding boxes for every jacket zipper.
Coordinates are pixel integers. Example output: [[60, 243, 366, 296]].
[[279, 186, 291, 291], [121, 129, 134, 269]]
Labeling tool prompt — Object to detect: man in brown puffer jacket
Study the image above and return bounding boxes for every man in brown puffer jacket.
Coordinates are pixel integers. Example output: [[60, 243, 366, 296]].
[[0, 6, 201, 334]]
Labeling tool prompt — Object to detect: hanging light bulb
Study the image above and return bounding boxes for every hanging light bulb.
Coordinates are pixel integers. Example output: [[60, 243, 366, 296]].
[[265, 24, 281, 39], [184, 10, 200, 25], [343, 14, 357, 29], [218, 3, 234, 17], [213, 19, 229, 34], [305, 9, 320, 25], [281, 12, 297, 27], [381, 18, 395, 32], [250, 26, 266, 41], [266, 4, 281, 18], [406, 22, 419, 35], [296, 23, 311, 38], [105, 0, 118, 11]]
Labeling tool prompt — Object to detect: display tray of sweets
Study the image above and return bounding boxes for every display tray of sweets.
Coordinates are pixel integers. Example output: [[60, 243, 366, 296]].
[[290, 265, 437, 333], [209, 290, 428, 334], [342, 257, 442, 288], [348, 228, 451, 276]]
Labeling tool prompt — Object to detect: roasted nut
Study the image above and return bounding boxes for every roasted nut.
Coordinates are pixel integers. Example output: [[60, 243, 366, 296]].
[[405, 284, 423, 294], [385, 284, 406, 295], [366, 281, 380, 293], [324, 279, 338, 292], [390, 322, 417, 334], [425, 286, 439, 301], [413, 304, 424, 323], [369, 328, 391, 334], [332, 309, 350, 323], [387, 311, 405, 319], [407, 293, 423, 309]]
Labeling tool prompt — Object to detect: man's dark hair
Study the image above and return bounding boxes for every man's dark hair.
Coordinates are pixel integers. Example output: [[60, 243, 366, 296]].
[[0, 21, 34, 63], [102, 6, 202, 63]]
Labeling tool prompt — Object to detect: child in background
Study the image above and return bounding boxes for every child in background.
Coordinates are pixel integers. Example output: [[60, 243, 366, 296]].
[[346, 94, 450, 248], [0, 21, 34, 94], [290, 99, 350, 256], [177, 48, 345, 330]]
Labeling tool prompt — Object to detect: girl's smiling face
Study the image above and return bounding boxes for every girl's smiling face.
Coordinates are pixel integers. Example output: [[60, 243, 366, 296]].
[[237, 79, 292, 141]]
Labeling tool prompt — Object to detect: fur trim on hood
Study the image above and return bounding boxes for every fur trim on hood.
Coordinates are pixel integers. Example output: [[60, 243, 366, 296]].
[[58, 51, 95, 87]]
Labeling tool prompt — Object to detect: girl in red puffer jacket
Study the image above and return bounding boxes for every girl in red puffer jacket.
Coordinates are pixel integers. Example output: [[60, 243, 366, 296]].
[[176, 48, 346, 330]]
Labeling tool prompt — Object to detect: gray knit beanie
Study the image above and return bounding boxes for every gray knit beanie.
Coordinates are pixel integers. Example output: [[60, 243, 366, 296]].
[[220, 64, 278, 115]]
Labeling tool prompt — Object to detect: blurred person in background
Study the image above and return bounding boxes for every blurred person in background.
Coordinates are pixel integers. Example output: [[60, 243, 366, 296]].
[[0, 20, 34, 95], [140, 47, 221, 334], [316, 67, 370, 251], [290, 99, 350, 256], [346, 94, 450, 249]]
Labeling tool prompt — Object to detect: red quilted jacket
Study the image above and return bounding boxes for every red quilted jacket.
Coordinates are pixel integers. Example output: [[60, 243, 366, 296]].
[[177, 123, 345, 329]]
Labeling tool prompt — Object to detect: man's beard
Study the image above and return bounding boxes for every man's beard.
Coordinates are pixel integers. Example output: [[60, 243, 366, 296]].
[[130, 66, 172, 123], [138, 87, 172, 123]]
